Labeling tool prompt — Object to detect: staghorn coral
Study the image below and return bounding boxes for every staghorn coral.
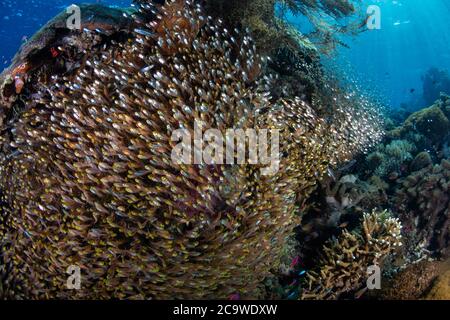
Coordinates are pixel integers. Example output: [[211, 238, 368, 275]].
[[395, 159, 450, 259], [0, 0, 382, 299], [295, 171, 390, 276], [300, 210, 402, 300]]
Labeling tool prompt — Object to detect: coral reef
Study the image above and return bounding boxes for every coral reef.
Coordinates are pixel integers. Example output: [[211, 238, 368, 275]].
[[295, 171, 390, 281], [360, 94, 450, 186], [374, 258, 450, 300], [388, 94, 450, 152], [300, 210, 402, 300], [205, 0, 363, 55], [376, 260, 441, 300], [365, 140, 415, 179], [0, 0, 383, 299], [0, 4, 137, 108], [315, 96, 450, 297], [395, 159, 450, 258], [410, 151, 433, 172], [277, 0, 364, 54], [0, 0, 446, 302], [402, 105, 449, 144]]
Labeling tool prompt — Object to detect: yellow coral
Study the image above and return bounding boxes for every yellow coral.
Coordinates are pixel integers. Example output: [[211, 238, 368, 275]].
[[425, 269, 450, 300]]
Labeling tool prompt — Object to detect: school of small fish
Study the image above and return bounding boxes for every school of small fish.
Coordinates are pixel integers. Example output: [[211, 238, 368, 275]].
[[0, 0, 383, 299]]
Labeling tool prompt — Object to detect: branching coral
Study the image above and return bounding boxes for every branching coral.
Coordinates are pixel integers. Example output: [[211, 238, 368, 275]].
[[319, 173, 386, 226], [300, 210, 402, 300], [0, 0, 383, 299], [296, 172, 389, 272]]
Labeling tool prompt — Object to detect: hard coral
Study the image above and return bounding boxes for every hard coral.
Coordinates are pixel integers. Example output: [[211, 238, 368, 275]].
[[377, 260, 441, 300], [396, 159, 450, 258], [366, 140, 415, 178], [206, 0, 363, 55], [390, 95, 450, 147], [425, 269, 450, 300], [0, 0, 382, 299], [301, 210, 402, 300], [405, 106, 449, 143], [0, 4, 137, 131], [410, 151, 433, 172]]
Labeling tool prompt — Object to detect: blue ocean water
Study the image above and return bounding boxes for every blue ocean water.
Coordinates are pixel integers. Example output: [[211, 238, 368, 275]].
[[289, 0, 450, 110], [1, 0, 449, 111], [0, 0, 131, 66], [342, 0, 450, 110]]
